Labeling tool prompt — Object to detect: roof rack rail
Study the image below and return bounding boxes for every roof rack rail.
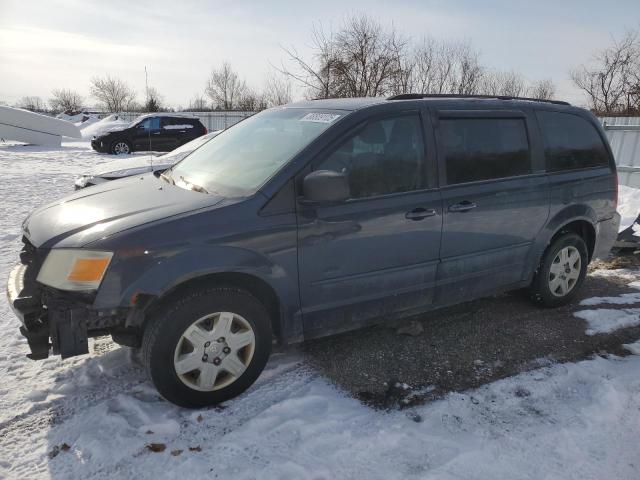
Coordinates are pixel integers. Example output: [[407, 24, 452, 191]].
[[387, 93, 570, 106]]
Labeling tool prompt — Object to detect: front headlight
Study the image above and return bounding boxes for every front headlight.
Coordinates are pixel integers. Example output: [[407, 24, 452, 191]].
[[37, 249, 113, 291]]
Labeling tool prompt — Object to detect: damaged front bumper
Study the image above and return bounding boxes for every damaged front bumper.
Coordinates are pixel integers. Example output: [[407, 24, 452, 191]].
[[7, 239, 127, 360], [7, 263, 50, 359]]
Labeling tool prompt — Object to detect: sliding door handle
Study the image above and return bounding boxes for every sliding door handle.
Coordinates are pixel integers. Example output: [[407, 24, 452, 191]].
[[448, 201, 477, 213]]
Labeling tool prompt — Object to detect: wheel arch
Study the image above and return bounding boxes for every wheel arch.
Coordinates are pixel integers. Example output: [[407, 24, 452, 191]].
[[110, 137, 132, 154], [540, 203, 598, 259], [143, 271, 283, 342], [549, 219, 596, 260]]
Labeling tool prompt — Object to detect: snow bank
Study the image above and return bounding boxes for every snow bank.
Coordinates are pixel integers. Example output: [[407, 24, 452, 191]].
[[57, 113, 100, 125], [579, 270, 640, 334], [617, 184, 640, 233], [624, 339, 640, 354], [79, 114, 130, 139], [74, 116, 100, 130], [574, 308, 640, 335]]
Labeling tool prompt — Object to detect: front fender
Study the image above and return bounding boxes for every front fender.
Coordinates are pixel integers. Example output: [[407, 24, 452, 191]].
[[94, 244, 297, 312]]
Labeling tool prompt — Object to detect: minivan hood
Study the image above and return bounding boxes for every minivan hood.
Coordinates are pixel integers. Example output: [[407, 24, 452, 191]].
[[24, 174, 225, 248]]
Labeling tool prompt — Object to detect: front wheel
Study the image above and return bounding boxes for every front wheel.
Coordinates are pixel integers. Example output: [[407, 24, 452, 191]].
[[110, 140, 132, 155], [529, 233, 588, 307], [142, 287, 272, 408]]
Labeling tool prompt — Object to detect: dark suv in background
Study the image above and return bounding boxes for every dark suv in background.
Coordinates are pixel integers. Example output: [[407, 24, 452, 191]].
[[91, 113, 207, 154], [8, 95, 619, 408]]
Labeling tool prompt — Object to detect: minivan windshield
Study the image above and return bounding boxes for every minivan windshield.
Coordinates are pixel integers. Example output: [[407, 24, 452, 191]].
[[168, 108, 344, 195]]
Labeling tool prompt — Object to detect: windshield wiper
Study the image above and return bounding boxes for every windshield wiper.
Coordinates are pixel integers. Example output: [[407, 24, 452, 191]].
[[160, 171, 174, 185], [178, 175, 209, 194]]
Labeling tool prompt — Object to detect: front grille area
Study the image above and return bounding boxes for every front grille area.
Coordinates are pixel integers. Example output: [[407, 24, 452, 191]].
[[19, 235, 36, 264], [19, 236, 45, 288]]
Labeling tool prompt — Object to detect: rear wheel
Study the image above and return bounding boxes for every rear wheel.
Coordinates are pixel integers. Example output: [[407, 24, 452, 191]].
[[530, 233, 588, 307], [110, 140, 131, 155], [142, 287, 272, 408]]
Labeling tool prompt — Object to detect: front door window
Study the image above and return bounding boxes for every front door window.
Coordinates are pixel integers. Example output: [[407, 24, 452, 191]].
[[316, 114, 426, 198]]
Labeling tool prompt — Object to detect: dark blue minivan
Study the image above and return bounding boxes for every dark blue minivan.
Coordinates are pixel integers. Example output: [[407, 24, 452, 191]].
[[7, 95, 620, 407]]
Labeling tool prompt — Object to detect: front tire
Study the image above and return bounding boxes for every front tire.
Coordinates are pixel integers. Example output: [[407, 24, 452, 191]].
[[142, 287, 272, 408], [530, 233, 588, 307], [110, 139, 132, 155]]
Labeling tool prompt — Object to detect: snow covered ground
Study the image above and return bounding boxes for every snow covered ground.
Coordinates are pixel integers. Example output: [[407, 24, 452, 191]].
[[1, 142, 640, 480]]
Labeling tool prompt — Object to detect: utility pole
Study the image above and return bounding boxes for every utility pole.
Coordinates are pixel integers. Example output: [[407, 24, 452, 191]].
[[145, 66, 149, 109]]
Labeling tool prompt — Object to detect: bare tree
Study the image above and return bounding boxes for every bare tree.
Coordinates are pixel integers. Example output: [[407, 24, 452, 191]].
[[571, 30, 639, 113], [280, 14, 408, 98], [264, 71, 293, 106], [15, 96, 46, 112], [144, 87, 163, 112], [205, 62, 247, 110], [480, 70, 527, 97], [332, 15, 407, 97], [90, 75, 136, 112], [408, 38, 439, 94], [49, 89, 84, 112], [373, 37, 484, 96], [188, 95, 211, 111], [454, 42, 483, 94], [528, 79, 556, 100], [279, 25, 339, 99], [236, 88, 268, 111]]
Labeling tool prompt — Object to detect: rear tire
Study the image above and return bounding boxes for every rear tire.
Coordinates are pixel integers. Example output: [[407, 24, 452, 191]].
[[142, 287, 272, 408], [529, 233, 588, 307]]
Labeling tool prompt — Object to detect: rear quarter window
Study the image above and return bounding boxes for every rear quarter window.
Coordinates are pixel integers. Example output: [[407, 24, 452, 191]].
[[537, 111, 609, 172], [441, 117, 530, 185], [162, 117, 196, 129]]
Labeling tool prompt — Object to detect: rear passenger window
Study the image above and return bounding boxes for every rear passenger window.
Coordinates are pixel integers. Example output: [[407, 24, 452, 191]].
[[441, 118, 530, 185], [316, 114, 426, 198], [162, 118, 194, 130], [537, 111, 609, 172]]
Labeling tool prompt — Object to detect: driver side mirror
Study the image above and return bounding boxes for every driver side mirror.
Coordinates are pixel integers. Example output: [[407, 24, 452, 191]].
[[302, 170, 350, 204]]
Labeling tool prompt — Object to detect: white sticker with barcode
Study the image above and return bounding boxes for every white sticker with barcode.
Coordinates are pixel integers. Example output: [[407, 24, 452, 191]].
[[300, 113, 341, 123]]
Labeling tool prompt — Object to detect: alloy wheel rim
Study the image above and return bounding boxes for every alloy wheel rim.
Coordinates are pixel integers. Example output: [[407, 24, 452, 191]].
[[114, 142, 129, 154], [548, 246, 581, 297], [173, 312, 256, 392]]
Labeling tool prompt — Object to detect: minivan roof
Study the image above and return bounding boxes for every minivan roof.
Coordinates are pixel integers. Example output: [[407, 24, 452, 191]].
[[286, 94, 577, 113]]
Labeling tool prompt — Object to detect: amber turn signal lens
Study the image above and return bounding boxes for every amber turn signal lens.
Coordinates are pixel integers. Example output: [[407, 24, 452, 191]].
[[68, 258, 110, 282], [37, 250, 113, 291]]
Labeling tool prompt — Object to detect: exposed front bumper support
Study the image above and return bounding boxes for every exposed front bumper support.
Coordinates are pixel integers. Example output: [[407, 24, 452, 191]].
[[7, 263, 109, 360], [50, 307, 89, 359]]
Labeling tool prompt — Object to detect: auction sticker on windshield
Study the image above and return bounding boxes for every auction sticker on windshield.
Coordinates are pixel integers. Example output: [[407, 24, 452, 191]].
[[300, 113, 341, 123]]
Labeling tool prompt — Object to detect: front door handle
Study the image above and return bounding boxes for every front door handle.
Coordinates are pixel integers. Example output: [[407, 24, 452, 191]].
[[448, 201, 477, 213], [405, 207, 437, 221]]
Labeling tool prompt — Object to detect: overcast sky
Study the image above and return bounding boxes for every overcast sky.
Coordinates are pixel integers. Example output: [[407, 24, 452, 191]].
[[1, 0, 638, 108]]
